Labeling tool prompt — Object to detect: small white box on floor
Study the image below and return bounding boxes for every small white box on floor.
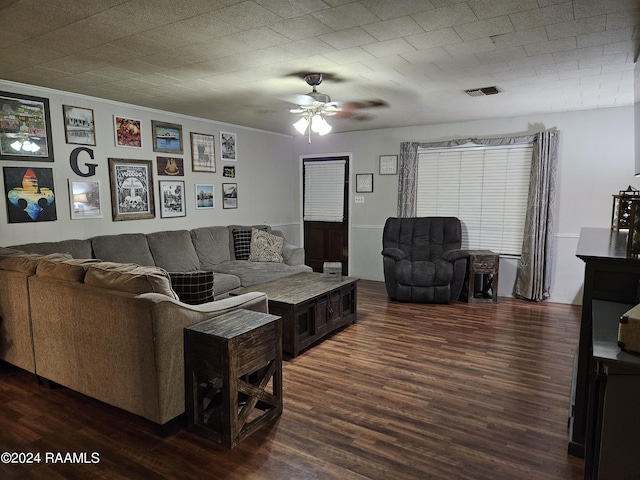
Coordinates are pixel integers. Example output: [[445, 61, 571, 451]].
[[323, 262, 342, 281]]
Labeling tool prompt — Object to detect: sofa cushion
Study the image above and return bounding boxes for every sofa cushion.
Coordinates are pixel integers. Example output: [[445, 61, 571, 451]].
[[84, 262, 177, 299], [249, 228, 284, 263], [36, 258, 102, 283], [91, 234, 155, 266], [147, 230, 200, 272], [232, 229, 253, 260], [0, 253, 72, 275], [9, 239, 93, 259], [213, 260, 311, 287], [190, 226, 231, 268], [168, 271, 214, 305]]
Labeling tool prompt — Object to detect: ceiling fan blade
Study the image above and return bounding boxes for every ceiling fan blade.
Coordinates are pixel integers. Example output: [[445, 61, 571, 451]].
[[338, 99, 389, 111], [282, 94, 317, 106]]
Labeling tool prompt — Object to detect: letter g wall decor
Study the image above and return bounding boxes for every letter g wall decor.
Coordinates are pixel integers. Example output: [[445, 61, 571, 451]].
[[70, 147, 98, 177]]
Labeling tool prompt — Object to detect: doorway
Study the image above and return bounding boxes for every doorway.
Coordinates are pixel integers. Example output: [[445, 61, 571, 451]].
[[301, 155, 349, 274]]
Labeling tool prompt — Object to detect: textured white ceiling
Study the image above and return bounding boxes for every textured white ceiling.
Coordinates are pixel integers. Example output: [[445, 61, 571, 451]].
[[0, 0, 638, 135]]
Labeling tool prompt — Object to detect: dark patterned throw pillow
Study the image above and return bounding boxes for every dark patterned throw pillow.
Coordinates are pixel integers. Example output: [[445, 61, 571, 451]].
[[169, 271, 214, 305], [232, 229, 253, 260]]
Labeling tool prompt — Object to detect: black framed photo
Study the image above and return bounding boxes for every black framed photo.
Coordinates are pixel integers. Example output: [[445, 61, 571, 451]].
[[356, 173, 374, 193], [63, 105, 96, 146], [4, 166, 57, 222], [152, 120, 183, 154], [222, 182, 237, 209], [0, 91, 54, 161], [159, 180, 185, 218], [108, 158, 155, 221]]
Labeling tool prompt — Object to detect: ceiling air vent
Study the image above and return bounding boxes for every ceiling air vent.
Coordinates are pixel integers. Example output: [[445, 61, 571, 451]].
[[464, 86, 500, 97]]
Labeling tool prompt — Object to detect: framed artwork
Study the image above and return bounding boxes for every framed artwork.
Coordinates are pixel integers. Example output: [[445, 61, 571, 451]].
[[223, 165, 235, 178], [159, 180, 185, 218], [195, 184, 214, 209], [63, 105, 95, 146], [156, 156, 183, 176], [222, 182, 237, 209], [0, 91, 54, 161], [152, 120, 183, 154], [356, 173, 374, 193], [220, 131, 236, 161], [4, 166, 56, 222], [379, 155, 398, 175], [191, 132, 216, 172], [114, 116, 142, 148], [68, 179, 102, 220], [108, 158, 155, 221]]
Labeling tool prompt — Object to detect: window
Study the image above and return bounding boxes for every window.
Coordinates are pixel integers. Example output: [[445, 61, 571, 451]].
[[416, 144, 532, 255], [303, 159, 346, 222]]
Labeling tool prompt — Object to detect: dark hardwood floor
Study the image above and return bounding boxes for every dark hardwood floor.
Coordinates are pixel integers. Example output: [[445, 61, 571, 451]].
[[0, 280, 584, 479]]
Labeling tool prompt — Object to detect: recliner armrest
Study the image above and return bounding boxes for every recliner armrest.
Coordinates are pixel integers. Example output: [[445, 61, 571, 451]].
[[382, 248, 405, 261], [442, 249, 469, 262]]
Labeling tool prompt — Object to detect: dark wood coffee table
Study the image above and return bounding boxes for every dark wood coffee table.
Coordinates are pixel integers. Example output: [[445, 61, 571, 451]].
[[231, 272, 358, 357]]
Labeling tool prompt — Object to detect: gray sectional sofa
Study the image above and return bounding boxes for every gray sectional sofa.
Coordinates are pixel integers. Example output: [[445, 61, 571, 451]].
[[11, 224, 311, 299]]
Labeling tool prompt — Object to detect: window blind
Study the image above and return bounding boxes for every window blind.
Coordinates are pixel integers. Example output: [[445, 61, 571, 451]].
[[303, 159, 346, 222], [416, 145, 532, 255]]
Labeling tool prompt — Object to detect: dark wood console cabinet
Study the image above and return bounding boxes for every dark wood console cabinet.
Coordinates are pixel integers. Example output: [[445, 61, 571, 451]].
[[570, 228, 640, 457]]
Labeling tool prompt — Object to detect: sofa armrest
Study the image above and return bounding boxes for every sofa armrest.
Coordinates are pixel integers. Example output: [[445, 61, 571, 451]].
[[382, 247, 405, 261], [442, 249, 469, 262], [282, 242, 305, 266]]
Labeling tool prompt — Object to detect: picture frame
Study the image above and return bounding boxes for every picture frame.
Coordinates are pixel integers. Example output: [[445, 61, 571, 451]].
[[156, 156, 184, 176], [63, 105, 95, 146], [0, 91, 54, 161], [379, 154, 398, 175], [222, 182, 237, 209], [4, 166, 57, 222], [356, 173, 374, 193], [191, 132, 216, 172], [68, 179, 102, 220], [159, 180, 185, 218], [223, 165, 235, 178], [195, 184, 215, 210], [152, 120, 183, 154], [220, 131, 236, 161], [108, 158, 155, 221], [114, 116, 142, 148]]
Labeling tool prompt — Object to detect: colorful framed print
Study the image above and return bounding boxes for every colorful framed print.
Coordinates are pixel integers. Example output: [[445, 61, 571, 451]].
[[156, 156, 183, 176], [0, 91, 54, 161], [220, 131, 236, 161], [63, 105, 95, 146], [4, 166, 56, 222], [114, 116, 142, 148], [68, 179, 102, 220], [152, 120, 183, 154], [191, 132, 215, 172], [223, 165, 235, 178], [222, 182, 237, 209], [195, 184, 214, 210], [108, 158, 155, 221], [159, 180, 185, 218]]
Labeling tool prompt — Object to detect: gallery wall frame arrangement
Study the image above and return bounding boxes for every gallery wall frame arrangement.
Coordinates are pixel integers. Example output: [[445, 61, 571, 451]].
[[4, 166, 57, 222], [156, 156, 183, 177], [152, 120, 183, 154], [114, 116, 142, 148], [0, 91, 54, 162], [108, 158, 155, 221], [191, 132, 215, 172], [63, 105, 96, 146], [222, 182, 238, 209], [159, 180, 185, 218], [68, 179, 102, 220], [220, 131, 236, 161], [379, 154, 398, 175], [195, 183, 214, 210]]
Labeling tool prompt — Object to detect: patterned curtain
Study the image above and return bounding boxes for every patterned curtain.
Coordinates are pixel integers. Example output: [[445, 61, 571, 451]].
[[396, 131, 559, 301], [514, 131, 560, 301]]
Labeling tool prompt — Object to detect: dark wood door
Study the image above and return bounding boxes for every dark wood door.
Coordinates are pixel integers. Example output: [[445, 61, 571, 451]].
[[302, 156, 348, 274]]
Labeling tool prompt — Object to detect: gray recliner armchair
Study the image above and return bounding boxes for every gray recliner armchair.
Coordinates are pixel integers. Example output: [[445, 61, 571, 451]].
[[382, 217, 468, 303]]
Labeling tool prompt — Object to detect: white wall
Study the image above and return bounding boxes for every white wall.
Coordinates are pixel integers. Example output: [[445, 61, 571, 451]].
[[0, 81, 301, 248], [293, 107, 636, 305]]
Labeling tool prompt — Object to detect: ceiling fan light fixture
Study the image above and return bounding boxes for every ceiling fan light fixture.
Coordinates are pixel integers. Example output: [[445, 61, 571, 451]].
[[311, 114, 331, 135], [293, 116, 309, 135]]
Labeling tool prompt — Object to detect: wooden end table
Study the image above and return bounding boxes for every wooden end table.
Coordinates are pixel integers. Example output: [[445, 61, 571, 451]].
[[232, 272, 358, 357], [463, 250, 499, 304], [184, 309, 282, 448]]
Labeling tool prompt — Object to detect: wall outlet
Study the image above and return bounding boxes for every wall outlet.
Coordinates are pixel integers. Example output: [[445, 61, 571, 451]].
[[354, 196, 365, 203]]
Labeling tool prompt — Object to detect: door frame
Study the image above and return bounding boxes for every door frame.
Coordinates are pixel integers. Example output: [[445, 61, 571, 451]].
[[299, 152, 353, 275]]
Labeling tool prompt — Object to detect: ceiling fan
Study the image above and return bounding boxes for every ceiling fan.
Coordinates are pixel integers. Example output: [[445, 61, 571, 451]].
[[287, 73, 388, 141]]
